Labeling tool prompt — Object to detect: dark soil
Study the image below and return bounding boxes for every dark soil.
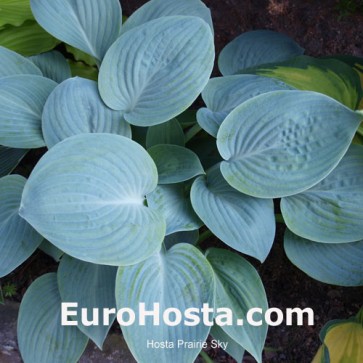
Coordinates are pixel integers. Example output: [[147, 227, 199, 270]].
[[2, 1, 363, 363], [123, 0, 363, 60]]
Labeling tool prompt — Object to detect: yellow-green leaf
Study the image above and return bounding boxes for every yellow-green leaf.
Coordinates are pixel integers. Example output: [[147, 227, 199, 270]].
[[324, 55, 363, 110], [65, 44, 97, 67], [246, 55, 361, 110], [323, 321, 363, 363], [0, 20, 60, 56], [315, 309, 363, 363], [0, 0, 33, 27], [311, 345, 328, 363], [67, 60, 98, 81]]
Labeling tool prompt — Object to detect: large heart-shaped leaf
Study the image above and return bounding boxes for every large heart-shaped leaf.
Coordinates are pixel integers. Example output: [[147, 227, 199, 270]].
[[249, 56, 362, 109], [148, 144, 204, 184], [99, 16, 214, 126], [116, 244, 215, 363], [218, 30, 304, 76], [0, 74, 57, 148], [0, 146, 28, 177], [206, 248, 268, 363], [147, 183, 202, 235], [30, 0, 122, 61], [18, 273, 88, 363], [58, 255, 117, 349], [0, 175, 43, 277], [29, 51, 71, 83], [197, 75, 294, 137], [20, 133, 165, 266], [191, 165, 275, 262], [121, 0, 213, 34], [284, 229, 363, 286], [42, 77, 131, 148], [146, 118, 185, 148], [0, 20, 60, 57], [0, 46, 41, 77], [281, 144, 363, 243], [217, 90, 362, 198]]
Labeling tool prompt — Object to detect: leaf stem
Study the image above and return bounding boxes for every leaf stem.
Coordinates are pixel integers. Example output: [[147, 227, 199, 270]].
[[0, 283, 4, 305], [185, 123, 202, 143], [264, 346, 282, 352], [197, 229, 213, 246], [356, 305, 363, 324], [275, 213, 285, 224], [199, 350, 214, 363], [357, 123, 363, 137]]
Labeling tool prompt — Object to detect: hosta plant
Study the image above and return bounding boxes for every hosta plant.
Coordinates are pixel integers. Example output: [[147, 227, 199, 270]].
[[0, 1, 362, 363]]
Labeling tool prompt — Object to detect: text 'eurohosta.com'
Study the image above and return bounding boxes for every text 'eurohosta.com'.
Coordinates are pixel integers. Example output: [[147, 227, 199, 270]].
[[61, 302, 315, 327]]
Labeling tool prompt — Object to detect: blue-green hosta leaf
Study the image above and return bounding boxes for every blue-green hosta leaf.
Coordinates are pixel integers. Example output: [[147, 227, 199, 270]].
[[206, 248, 268, 363], [30, 0, 122, 61], [42, 77, 131, 148], [284, 229, 363, 286], [148, 144, 204, 184], [0, 74, 57, 148], [121, 0, 213, 34], [191, 165, 275, 262], [99, 16, 214, 126], [0, 146, 28, 177], [147, 183, 202, 235], [0, 175, 43, 277], [29, 51, 71, 83], [217, 90, 362, 198], [164, 230, 199, 249], [0, 0, 33, 27], [146, 118, 185, 148], [281, 144, 363, 243], [38, 240, 63, 262], [19, 133, 165, 266], [0, 20, 60, 57], [218, 30, 304, 76], [197, 75, 294, 137], [116, 244, 215, 363], [18, 273, 88, 363], [196, 109, 224, 138], [58, 255, 117, 349], [0, 46, 41, 77], [210, 325, 245, 363], [249, 56, 362, 110]]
